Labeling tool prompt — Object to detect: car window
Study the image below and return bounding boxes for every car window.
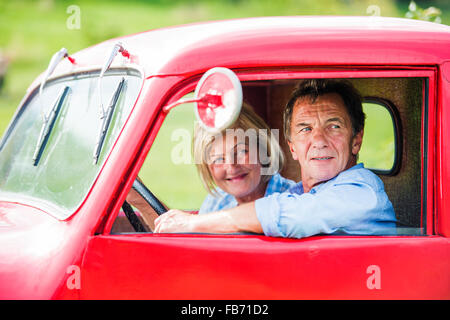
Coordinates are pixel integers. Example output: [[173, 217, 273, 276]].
[[359, 100, 397, 174], [137, 93, 207, 210], [116, 76, 424, 237], [0, 69, 141, 219]]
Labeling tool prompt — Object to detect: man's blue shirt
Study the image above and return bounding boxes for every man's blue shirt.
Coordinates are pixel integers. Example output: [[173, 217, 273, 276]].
[[254, 163, 396, 238], [199, 173, 295, 214]]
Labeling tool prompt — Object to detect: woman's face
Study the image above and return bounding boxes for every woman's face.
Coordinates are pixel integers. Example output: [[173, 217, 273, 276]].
[[207, 135, 265, 202]]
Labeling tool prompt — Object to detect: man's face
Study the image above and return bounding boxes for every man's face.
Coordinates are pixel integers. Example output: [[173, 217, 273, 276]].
[[287, 93, 363, 192]]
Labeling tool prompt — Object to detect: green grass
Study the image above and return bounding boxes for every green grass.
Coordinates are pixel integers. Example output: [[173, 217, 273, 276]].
[[140, 101, 207, 210]]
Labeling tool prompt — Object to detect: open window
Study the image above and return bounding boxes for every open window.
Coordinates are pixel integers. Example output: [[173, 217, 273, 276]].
[[132, 95, 206, 211], [112, 75, 426, 237], [111, 93, 206, 233]]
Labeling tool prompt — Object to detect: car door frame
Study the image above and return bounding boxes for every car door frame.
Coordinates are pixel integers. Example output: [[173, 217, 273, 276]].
[[79, 67, 450, 299]]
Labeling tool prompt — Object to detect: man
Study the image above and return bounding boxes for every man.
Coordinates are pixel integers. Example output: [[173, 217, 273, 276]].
[[154, 79, 396, 238]]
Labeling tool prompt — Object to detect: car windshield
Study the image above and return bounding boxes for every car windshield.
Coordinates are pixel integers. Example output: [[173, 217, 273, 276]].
[[0, 68, 141, 219]]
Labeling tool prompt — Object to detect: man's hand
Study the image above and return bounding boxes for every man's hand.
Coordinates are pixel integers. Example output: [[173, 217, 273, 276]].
[[154, 209, 197, 233]]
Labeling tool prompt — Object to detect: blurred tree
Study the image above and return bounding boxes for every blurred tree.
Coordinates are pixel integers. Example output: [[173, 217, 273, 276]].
[[405, 0, 442, 23], [0, 49, 8, 93]]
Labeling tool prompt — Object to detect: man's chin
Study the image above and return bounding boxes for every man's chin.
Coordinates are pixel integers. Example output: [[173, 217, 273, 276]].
[[309, 171, 340, 185]]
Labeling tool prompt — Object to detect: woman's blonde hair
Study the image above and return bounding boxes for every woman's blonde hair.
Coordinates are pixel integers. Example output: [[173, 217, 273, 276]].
[[193, 102, 285, 195]]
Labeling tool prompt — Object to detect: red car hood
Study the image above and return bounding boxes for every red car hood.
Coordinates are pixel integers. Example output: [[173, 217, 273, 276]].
[[0, 201, 83, 299]]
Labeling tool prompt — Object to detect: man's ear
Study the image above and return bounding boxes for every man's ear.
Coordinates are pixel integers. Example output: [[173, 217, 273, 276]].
[[287, 140, 298, 161], [351, 129, 364, 156]]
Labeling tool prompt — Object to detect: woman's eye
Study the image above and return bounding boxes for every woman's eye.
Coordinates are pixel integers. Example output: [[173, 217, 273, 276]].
[[211, 157, 225, 164], [235, 149, 248, 162]]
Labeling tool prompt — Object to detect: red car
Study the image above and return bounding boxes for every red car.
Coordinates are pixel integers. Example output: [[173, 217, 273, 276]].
[[0, 16, 449, 300]]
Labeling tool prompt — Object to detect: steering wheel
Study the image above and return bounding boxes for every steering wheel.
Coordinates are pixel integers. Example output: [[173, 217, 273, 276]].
[[121, 179, 167, 232]]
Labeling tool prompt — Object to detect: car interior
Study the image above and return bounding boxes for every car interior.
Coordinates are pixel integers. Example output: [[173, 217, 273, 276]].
[[242, 77, 422, 231]]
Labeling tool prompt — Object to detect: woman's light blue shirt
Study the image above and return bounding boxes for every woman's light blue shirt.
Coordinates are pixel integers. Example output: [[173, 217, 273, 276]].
[[198, 173, 296, 214], [254, 163, 397, 238]]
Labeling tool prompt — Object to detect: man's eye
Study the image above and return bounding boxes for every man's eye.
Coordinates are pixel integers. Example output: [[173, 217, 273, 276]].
[[330, 124, 341, 129], [300, 127, 311, 133]]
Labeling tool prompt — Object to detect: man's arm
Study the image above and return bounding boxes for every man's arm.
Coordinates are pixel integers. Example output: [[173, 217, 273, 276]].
[[154, 201, 263, 234]]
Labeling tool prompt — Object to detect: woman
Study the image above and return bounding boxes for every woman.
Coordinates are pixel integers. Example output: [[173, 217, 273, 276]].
[[193, 102, 295, 214], [124, 103, 293, 231]]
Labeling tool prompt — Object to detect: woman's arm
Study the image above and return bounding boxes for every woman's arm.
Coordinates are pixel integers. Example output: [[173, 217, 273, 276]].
[[154, 201, 263, 234]]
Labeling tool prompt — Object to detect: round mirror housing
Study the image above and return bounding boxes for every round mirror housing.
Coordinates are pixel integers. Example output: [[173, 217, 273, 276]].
[[194, 67, 242, 132]]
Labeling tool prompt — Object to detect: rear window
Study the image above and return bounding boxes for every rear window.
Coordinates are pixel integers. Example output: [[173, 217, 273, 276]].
[[359, 100, 397, 174], [0, 69, 141, 219]]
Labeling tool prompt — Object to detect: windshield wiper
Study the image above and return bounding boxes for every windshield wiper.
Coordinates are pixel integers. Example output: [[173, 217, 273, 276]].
[[97, 42, 130, 119], [93, 77, 126, 164], [39, 48, 75, 101], [32, 86, 70, 166]]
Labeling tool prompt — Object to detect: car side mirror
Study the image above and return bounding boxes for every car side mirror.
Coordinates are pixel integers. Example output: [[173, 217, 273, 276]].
[[163, 67, 242, 132]]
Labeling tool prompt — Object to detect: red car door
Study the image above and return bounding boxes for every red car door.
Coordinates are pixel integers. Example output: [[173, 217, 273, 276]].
[[79, 67, 449, 299], [79, 233, 449, 299]]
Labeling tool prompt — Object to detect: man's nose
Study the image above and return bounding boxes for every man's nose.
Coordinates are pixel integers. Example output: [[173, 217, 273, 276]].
[[311, 128, 328, 148]]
